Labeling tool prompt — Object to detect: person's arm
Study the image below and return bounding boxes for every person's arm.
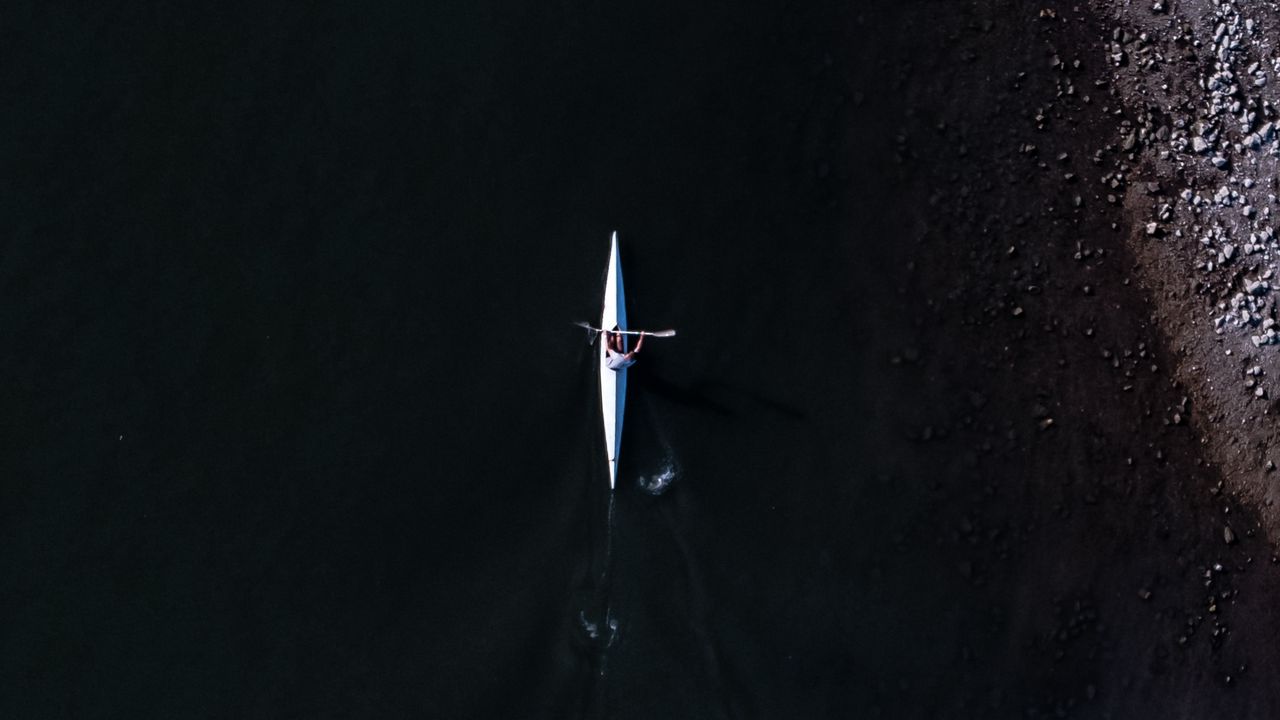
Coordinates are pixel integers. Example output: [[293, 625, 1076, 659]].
[[633, 331, 646, 354]]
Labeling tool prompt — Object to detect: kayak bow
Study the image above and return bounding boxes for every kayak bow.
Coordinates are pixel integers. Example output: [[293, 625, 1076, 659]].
[[600, 232, 626, 490]]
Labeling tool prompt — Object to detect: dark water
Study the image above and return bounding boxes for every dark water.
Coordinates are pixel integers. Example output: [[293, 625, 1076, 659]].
[[5, 2, 904, 717]]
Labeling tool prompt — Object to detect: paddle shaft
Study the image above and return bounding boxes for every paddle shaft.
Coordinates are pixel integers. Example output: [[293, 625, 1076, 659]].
[[576, 322, 676, 338]]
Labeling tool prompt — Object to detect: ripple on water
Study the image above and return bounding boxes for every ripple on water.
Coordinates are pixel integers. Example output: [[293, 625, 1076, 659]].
[[637, 463, 676, 495]]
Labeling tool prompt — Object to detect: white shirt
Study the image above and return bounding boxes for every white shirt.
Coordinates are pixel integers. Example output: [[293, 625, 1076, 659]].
[[606, 349, 636, 371]]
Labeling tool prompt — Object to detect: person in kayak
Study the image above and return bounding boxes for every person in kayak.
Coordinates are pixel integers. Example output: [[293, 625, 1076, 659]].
[[605, 328, 645, 371]]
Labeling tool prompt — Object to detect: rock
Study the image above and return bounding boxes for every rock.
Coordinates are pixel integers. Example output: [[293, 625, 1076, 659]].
[[1193, 137, 1211, 153], [1224, 526, 1237, 545]]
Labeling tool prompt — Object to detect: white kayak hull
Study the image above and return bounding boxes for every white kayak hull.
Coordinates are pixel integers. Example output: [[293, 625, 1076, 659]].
[[599, 232, 626, 489]]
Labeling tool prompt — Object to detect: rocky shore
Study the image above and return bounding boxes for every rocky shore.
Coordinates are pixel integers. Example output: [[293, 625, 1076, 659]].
[[825, 0, 1280, 716]]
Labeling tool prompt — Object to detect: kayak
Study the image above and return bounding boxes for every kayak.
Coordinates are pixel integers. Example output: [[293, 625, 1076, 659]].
[[599, 232, 626, 489]]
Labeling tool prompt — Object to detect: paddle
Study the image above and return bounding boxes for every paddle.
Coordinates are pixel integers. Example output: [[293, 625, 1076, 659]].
[[574, 322, 677, 337]]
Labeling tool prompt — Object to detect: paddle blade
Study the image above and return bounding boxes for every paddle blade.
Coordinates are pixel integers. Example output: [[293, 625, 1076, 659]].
[[573, 321, 600, 344]]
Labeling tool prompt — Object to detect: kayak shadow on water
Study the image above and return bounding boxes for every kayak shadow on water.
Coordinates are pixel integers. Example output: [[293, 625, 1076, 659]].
[[623, 364, 802, 498], [630, 365, 806, 421]]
